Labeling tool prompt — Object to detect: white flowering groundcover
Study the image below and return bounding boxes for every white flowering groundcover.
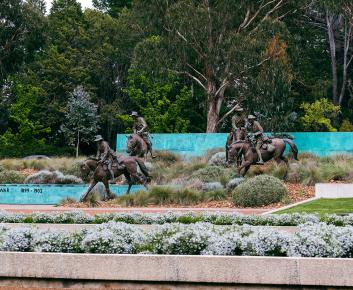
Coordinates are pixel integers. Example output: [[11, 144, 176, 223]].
[[1, 211, 353, 226], [1, 222, 353, 258]]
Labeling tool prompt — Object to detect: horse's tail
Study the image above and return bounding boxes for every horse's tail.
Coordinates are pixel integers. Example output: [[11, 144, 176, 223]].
[[284, 138, 299, 160], [134, 157, 151, 181]]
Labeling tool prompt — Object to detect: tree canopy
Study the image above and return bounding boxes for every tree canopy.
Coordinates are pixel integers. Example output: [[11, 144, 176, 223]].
[[0, 0, 353, 156]]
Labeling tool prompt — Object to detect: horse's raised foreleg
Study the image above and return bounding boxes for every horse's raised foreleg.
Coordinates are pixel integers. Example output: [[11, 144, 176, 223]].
[[80, 181, 97, 202]]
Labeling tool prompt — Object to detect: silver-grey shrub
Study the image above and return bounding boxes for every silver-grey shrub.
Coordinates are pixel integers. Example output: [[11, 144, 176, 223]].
[[289, 223, 346, 257], [0, 223, 353, 257], [81, 222, 146, 254], [241, 228, 291, 256], [0, 210, 349, 227], [34, 230, 82, 253]]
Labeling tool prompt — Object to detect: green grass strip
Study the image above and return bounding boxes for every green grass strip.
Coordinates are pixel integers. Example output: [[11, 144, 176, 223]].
[[276, 198, 353, 215]]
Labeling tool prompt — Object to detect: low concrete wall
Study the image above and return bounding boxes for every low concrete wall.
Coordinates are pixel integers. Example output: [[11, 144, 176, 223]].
[[1, 253, 353, 287], [316, 183, 353, 198]]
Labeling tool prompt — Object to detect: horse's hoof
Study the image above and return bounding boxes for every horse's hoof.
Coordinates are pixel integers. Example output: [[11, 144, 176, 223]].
[[107, 193, 117, 200]]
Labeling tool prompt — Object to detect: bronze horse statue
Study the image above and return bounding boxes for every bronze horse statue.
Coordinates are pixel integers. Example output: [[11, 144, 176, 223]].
[[228, 138, 298, 176], [79, 156, 151, 202], [126, 133, 150, 160]]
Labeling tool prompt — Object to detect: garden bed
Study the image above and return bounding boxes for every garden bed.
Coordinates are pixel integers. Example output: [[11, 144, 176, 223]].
[[1, 221, 353, 257], [2, 211, 353, 226]]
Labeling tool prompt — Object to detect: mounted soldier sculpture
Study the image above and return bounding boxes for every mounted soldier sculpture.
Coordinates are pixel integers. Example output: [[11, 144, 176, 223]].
[[226, 105, 247, 162], [227, 112, 299, 176], [127, 111, 156, 160], [94, 135, 116, 182], [246, 114, 267, 165], [80, 135, 152, 202]]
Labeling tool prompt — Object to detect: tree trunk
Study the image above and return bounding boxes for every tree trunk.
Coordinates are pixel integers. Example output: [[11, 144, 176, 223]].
[[206, 99, 220, 132], [326, 12, 338, 104], [76, 131, 80, 158], [339, 19, 352, 105], [206, 84, 225, 132]]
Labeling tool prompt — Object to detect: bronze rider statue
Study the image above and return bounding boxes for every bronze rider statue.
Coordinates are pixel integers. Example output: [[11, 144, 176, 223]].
[[246, 115, 266, 165], [94, 135, 116, 182], [226, 105, 247, 162], [131, 111, 156, 158]]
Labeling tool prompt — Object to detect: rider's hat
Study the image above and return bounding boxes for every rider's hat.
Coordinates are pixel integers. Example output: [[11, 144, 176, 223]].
[[248, 114, 256, 120], [130, 111, 139, 117], [94, 135, 104, 142]]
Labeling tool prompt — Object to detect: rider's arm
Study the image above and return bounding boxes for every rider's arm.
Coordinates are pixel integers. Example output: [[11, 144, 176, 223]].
[[137, 117, 147, 134], [100, 142, 109, 161]]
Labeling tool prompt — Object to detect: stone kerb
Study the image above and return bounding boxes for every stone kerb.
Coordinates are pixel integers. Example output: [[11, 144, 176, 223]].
[[315, 183, 353, 198], [1, 253, 353, 287]]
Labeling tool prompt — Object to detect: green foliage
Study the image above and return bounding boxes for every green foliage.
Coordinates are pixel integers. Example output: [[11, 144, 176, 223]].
[[300, 99, 341, 132], [0, 0, 46, 85], [232, 175, 287, 207], [340, 119, 353, 132], [0, 82, 51, 156], [124, 70, 191, 133], [92, 0, 133, 17]]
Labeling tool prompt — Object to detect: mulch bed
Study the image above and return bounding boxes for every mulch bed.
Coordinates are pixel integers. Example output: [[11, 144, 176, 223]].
[[61, 183, 315, 209]]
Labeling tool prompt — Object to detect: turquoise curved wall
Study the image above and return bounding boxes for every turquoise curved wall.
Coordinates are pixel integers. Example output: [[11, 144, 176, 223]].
[[117, 132, 353, 157], [0, 184, 144, 205]]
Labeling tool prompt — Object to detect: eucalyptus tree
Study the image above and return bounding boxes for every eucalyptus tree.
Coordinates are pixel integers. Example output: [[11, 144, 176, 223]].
[[132, 0, 304, 132], [308, 0, 353, 105]]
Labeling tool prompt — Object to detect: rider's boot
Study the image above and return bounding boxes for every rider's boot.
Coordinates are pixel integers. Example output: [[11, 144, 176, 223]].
[[108, 164, 115, 184], [256, 145, 264, 165]]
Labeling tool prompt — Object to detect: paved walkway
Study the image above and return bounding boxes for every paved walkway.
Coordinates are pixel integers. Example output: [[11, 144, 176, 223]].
[[0, 205, 270, 215]]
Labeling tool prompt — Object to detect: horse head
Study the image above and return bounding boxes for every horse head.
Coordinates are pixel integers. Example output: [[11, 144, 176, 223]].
[[126, 134, 136, 154], [80, 158, 98, 179]]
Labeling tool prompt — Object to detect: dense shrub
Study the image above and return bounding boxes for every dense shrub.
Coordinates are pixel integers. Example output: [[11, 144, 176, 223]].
[[226, 177, 245, 192], [232, 175, 287, 207], [202, 182, 223, 192], [0, 170, 26, 184], [191, 166, 228, 182], [207, 152, 226, 167], [25, 170, 83, 184]]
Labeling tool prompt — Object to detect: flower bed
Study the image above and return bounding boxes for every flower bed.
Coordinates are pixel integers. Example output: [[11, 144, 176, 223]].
[[1, 222, 353, 258], [1, 210, 353, 226]]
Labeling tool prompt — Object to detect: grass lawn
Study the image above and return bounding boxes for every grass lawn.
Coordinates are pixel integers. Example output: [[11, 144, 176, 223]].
[[276, 198, 353, 215]]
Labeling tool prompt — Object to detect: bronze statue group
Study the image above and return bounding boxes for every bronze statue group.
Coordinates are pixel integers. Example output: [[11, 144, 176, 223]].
[[80, 110, 298, 202]]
